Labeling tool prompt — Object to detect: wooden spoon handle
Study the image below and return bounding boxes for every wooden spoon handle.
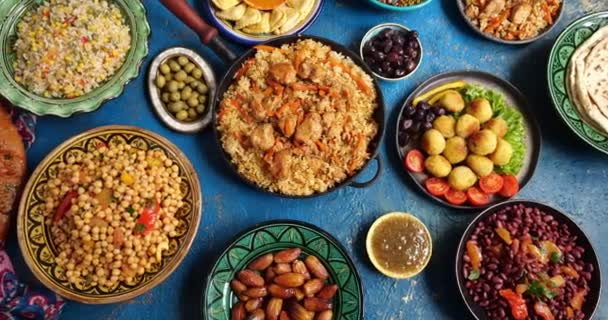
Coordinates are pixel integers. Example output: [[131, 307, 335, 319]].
[[160, 0, 237, 62]]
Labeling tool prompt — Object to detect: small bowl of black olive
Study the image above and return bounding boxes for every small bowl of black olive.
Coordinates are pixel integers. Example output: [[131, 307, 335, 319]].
[[360, 23, 423, 81]]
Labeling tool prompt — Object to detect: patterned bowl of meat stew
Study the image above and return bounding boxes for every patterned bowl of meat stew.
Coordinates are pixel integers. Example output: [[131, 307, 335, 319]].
[[456, 200, 601, 320]]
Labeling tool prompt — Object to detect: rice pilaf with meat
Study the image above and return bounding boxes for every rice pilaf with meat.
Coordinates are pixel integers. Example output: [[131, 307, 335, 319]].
[[217, 39, 379, 196], [464, 0, 561, 41], [13, 0, 131, 98]]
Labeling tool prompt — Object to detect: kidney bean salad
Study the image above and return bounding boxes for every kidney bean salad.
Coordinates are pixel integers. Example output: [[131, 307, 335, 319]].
[[463, 203, 594, 320]]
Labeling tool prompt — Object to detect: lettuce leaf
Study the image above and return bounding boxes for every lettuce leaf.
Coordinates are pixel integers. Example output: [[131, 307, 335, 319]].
[[460, 85, 525, 175]]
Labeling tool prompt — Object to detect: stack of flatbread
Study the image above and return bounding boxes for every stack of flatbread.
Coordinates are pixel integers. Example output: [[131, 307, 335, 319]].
[[566, 26, 608, 136], [212, 0, 315, 36]]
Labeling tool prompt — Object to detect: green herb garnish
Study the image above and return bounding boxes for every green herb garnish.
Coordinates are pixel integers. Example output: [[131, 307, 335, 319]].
[[550, 252, 561, 263], [468, 269, 480, 280], [526, 280, 559, 299], [127, 206, 135, 215], [135, 224, 145, 233]]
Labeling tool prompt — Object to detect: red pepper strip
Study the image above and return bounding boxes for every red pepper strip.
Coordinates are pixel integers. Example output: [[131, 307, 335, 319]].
[[53, 191, 78, 223], [134, 197, 160, 235], [534, 301, 555, 320], [499, 289, 528, 320], [81, 36, 89, 44]]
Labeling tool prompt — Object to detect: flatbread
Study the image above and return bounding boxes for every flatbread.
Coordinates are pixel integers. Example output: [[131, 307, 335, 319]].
[[566, 26, 608, 135], [584, 38, 608, 111]]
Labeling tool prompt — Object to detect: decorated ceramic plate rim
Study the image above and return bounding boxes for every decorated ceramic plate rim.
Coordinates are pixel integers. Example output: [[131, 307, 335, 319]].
[[456, 0, 564, 45], [395, 70, 541, 210], [367, 0, 434, 12], [455, 199, 602, 320], [0, 0, 150, 117], [204, 0, 324, 45], [17, 125, 202, 304], [547, 11, 608, 155], [201, 219, 364, 320]]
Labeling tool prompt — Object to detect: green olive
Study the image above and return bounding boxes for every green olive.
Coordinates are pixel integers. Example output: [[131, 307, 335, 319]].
[[189, 80, 200, 90], [169, 60, 181, 72], [187, 96, 198, 107], [160, 63, 171, 75], [176, 110, 188, 121], [181, 87, 192, 100], [198, 94, 207, 103], [196, 104, 206, 114], [175, 70, 188, 82], [184, 63, 196, 73], [167, 81, 179, 93], [188, 108, 198, 118], [161, 92, 170, 103], [184, 76, 194, 84], [168, 101, 186, 113], [164, 73, 173, 82], [177, 56, 189, 66], [197, 83, 208, 94], [192, 68, 203, 79], [178, 82, 185, 90], [155, 75, 166, 88], [169, 91, 181, 102]]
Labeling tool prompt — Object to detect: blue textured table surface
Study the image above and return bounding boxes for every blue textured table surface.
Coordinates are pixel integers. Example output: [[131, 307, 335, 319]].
[[6, 0, 608, 319]]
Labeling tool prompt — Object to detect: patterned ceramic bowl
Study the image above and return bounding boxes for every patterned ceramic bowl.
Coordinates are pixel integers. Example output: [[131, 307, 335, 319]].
[[367, 0, 433, 11], [204, 0, 323, 45], [0, 0, 150, 117], [17, 126, 202, 304], [203, 220, 363, 319], [547, 11, 608, 154]]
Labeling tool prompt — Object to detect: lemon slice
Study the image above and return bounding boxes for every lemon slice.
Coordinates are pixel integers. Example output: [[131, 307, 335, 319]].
[[366, 212, 432, 279]]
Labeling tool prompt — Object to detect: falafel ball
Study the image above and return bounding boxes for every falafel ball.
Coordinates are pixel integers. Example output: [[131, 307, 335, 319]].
[[433, 115, 456, 138], [483, 117, 508, 138], [489, 138, 513, 165], [456, 114, 480, 138], [438, 90, 465, 113], [425, 155, 452, 178], [468, 129, 498, 155], [466, 98, 493, 123], [448, 166, 477, 191], [466, 155, 494, 177], [443, 136, 468, 164], [421, 129, 446, 155]]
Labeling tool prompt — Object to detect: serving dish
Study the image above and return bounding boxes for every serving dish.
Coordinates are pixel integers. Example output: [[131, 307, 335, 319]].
[[360, 23, 423, 82], [17, 125, 202, 304], [0, 0, 150, 117], [367, 0, 433, 11], [396, 71, 541, 210], [202, 220, 363, 320], [455, 200, 602, 320], [547, 11, 608, 155], [204, 0, 324, 45], [148, 47, 216, 133], [456, 0, 564, 45]]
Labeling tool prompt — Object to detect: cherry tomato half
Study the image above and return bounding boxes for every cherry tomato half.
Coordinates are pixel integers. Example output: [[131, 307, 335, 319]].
[[499, 175, 520, 198], [425, 177, 450, 196], [405, 149, 425, 173], [445, 188, 467, 205], [467, 187, 491, 206], [479, 173, 504, 194]]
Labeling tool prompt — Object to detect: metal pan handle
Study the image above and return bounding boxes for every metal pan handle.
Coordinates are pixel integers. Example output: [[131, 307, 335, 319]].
[[348, 157, 382, 189], [160, 0, 237, 63]]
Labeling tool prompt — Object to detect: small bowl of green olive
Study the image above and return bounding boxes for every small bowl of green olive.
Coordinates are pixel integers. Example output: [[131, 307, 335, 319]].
[[148, 47, 216, 133]]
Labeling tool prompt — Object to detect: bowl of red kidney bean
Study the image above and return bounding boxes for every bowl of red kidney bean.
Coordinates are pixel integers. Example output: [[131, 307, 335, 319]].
[[456, 200, 601, 320], [360, 23, 422, 81]]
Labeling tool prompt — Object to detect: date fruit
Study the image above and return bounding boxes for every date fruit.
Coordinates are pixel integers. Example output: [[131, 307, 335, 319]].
[[303, 298, 332, 312], [248, 253, 274, 271], [274, 273, 306, 287], [268, 284, 295, 299], [238, 270, 265, 287], [266, 297, 283, 320], [304, 256, 329, 280], [274, 248, 302, 263], [231, 302, 246, 320]]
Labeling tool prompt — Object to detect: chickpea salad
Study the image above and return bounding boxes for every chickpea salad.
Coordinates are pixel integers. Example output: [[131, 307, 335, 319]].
[[399, 80, 527, 207], [43, 142, 183, 288]]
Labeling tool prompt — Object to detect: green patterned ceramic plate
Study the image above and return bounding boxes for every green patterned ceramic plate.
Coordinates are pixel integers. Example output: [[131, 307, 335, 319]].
[[0, 0, 150, 117], [17, 126, 202, 304], [547, 11, 608, 154], [203, 220, 363, 320]]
